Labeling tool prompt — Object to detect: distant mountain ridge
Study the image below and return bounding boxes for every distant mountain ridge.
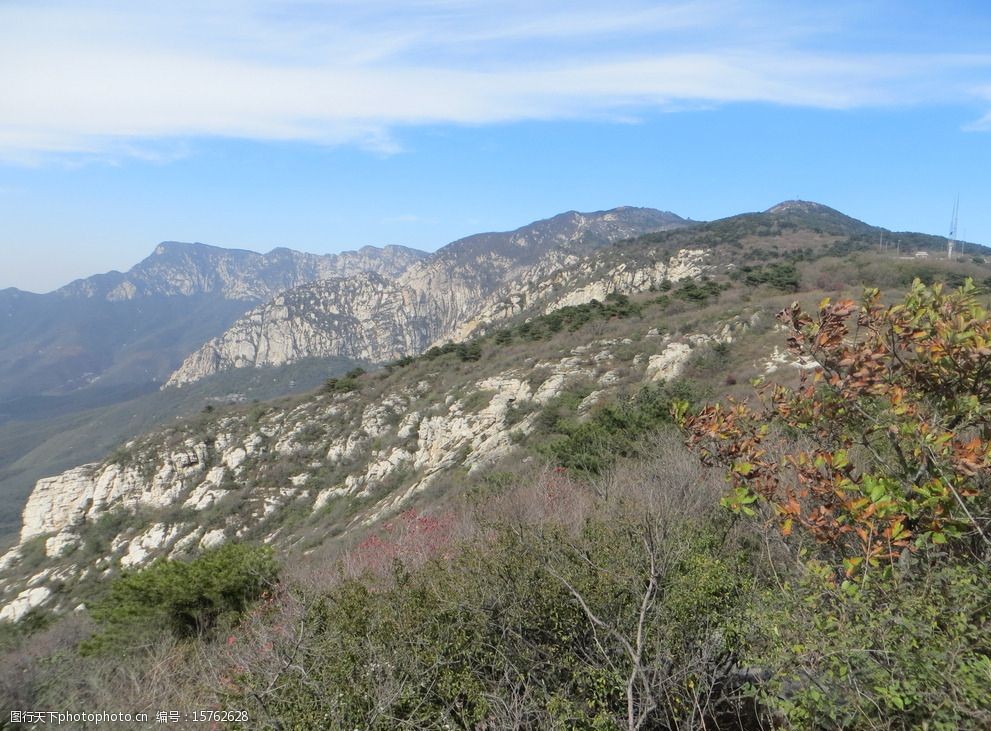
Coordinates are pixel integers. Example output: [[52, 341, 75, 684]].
[[51, 242, 427, 301], [165, 207, 690, 386], [0, 241, 428, 401], [165, 200, 991, 388]]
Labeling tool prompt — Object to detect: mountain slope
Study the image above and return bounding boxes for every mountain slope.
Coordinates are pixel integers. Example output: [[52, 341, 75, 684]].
[[0, 357, 363, 545], [0, 242, 426, 543], [2, 237, 717, 618], [166, 207, 690, 386]]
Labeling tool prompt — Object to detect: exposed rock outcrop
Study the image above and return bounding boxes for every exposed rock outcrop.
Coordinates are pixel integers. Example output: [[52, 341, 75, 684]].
[[166, 273, 438, 386]]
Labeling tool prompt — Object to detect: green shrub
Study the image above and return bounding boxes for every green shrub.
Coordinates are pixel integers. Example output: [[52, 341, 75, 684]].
[[538, 381, 701, 475], [747, 561, 991, 729], [83, 543, 278, 653], [323, 376, 358, 393], [493, 329, 513, 345], [674, 278, 724, 303], [740, 262, 800, 292], [683, 279, 991, 727], [497, 295, 644, 344], [456, 341, 483, 362]]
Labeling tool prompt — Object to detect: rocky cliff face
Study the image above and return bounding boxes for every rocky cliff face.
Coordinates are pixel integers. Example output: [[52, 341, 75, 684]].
[[166, 208, 691, 386], [167, 273, 439, 384]]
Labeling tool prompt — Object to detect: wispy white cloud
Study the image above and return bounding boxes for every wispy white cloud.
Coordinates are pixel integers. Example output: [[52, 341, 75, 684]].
[[0, 0, 989, 162]]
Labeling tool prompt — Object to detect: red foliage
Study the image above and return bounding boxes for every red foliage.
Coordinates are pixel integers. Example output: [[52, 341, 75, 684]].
[[346, 509, 457, 577]]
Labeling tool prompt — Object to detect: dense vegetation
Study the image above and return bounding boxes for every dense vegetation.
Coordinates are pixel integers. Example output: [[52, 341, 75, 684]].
[[534, 380, 701, 475], [82, 543, 278, 653], [681, 279, 991, 727]]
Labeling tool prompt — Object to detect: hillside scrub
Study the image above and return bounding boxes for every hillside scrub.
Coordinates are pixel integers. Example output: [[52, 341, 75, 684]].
[[1, 443, 764, 730], [684, 279, 991, 574], [82, 543, 279, 654], [535, 380, 703, 476], [208, 278, 991, 729], [202, 443, 763, 730]]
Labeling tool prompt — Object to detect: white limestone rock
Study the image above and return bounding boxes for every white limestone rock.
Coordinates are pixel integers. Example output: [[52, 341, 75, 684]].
[[0, 548, 20, 572], [184, 467, 229, 511], [761, 345, 819, 374], [396, 411, 421, 439], [0, 586, 52, 622], [224, 447, 248, 470], [646, 343, 693, 382], [120, 523, 184, 568], [169, 530, 204, 558], [199, 529, 227, 550], [45, 532, 79, 558], [312, 485, 349, 513]]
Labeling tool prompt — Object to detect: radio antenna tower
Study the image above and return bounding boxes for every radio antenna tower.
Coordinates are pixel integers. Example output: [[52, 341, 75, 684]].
[[948, 196, 959, 260]]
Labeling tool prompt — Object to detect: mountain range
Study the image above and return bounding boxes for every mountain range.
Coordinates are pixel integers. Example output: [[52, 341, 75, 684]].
[[2, 199, 987, 627], [0, 207, 685, 542], [165, 207, 689, 386], [0, 242, 427, 406]]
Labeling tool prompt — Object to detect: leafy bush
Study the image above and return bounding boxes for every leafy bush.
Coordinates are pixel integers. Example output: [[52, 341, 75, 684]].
[[674, 278, 724, 303], [739, 262, 800, 292], [538, 380, 701, 475], [684, 279, 991, 577], [456, 341, 483, 362], [494, 295, 643, 345], [423, 341, 477, 360], [83, 543, 278, 653], [747, 561, 991, 729], [323, 367, 366, 393], [681, 278, 991, 728], [493, 329, 513, 345]]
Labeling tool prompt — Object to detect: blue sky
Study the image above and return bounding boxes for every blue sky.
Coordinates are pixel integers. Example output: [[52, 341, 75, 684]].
[[1, 0, 990, 292]]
